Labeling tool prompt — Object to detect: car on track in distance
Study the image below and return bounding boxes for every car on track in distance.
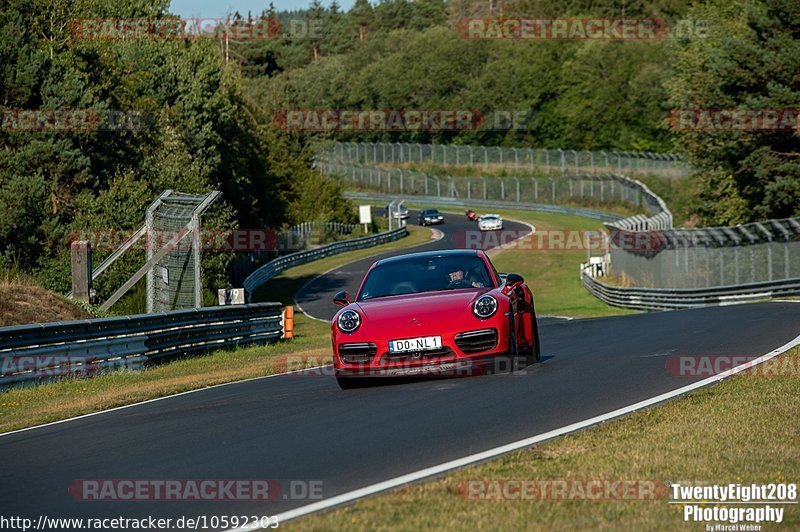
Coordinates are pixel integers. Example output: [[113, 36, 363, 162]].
[[478, 214, 503, 231], [331, 249, 540, 389], [418, 208, 444, 226], [392, 204, 409, 220]]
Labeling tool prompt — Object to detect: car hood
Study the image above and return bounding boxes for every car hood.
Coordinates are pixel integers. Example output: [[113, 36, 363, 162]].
[[355, 289, 489, 332]]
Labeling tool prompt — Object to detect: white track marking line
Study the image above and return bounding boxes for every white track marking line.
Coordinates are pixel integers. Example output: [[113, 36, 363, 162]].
[[228, 332, 800, 530], [0, 365, 327, 438]]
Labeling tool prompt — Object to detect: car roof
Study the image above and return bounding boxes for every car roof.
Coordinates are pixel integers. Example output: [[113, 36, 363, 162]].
[[375, 249, 479, 266]]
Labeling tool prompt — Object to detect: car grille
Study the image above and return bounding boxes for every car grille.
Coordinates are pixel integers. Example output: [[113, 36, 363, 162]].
[[338, 343, 378, 364], [379, 347, 454, 365], [455, 329, 498, 353]]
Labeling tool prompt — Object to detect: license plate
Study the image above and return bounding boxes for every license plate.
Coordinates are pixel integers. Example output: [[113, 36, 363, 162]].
[[389, 336, 443, 353]]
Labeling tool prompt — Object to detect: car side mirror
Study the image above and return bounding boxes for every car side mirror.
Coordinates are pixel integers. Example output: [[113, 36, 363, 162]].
[[502, 273, 524, 294], [333, 290, 350, 307]]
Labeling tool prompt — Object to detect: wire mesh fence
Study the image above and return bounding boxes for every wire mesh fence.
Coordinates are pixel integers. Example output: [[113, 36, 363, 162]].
[[325, 142, 689, 179], [146, 191, 219, 312], [322, 160, 672, 229], [607, 220, 800, 289]]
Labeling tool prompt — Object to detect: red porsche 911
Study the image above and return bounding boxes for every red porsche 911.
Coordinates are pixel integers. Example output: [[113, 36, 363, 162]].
[[331, 249, 540, 389]]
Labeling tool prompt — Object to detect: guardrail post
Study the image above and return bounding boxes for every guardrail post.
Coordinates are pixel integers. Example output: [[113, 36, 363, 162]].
[[71, 240, 92, 302]]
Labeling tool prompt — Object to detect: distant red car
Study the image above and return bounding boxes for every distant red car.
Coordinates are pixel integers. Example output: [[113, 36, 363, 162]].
[[331, 249, 540, 389]]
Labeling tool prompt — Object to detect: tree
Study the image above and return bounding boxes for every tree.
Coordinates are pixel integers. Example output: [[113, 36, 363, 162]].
[[666, 0, 800, 224]]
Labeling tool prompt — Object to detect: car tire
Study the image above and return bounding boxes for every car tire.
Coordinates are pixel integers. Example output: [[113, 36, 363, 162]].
[[531, 313, 541, 363], [508, 313, 527, 373], [519, 312, 540, 365]]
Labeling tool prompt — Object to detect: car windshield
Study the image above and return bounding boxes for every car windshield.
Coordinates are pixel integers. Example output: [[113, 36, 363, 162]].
[[358, 255, 494, 301], [482, 215, 500, 220], [422, 210, 439, 216]]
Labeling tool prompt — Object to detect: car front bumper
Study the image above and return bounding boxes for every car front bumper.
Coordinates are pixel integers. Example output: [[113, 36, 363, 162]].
[[333, 326, 514, 378]]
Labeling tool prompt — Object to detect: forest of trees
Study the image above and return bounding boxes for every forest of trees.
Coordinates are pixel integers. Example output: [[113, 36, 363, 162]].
[[0, 0, 354, 297], [1, 0, 798, 299], [237, 0, 799, 225]]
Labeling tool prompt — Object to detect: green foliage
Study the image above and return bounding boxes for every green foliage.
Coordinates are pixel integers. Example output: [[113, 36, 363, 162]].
[[287, 171, 356, 224], [0, 0, 353, 301], [242, 2, 679, 151], [666, 0, 800, 224]]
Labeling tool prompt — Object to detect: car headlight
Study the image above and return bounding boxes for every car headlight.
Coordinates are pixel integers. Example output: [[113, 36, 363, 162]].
[[337, 310, 361, 333], [473, 295, 498, 319]]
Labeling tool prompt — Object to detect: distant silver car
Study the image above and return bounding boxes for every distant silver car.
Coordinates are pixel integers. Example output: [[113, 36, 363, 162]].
[[478, 214, 503, 231], [391, 205, 409, 220]]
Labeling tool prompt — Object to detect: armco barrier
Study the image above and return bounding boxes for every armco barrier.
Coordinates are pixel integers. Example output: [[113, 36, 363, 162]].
[[343, 191, 624, 223], [581, 268, 800, 311], [0, 303, 283, 389], [243, 227, 408, 299]]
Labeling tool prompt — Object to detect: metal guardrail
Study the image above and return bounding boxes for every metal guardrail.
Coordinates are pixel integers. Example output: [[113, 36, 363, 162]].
[[0, 303, 284, 389], [243, 227, 408, 299], [344, 192, 624, 223], [581, 267, 800, 311]]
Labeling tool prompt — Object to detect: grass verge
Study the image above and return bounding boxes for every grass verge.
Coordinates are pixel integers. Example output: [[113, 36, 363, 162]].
[[291, 346, 800, 531], [0, 313, 332, 434]]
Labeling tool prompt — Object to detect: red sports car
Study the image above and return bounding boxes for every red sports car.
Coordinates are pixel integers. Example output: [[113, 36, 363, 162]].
[[331, 249, 540, 389]]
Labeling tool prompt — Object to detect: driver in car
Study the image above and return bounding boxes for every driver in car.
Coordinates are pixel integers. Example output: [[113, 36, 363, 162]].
[[447, 268, 484, 288]]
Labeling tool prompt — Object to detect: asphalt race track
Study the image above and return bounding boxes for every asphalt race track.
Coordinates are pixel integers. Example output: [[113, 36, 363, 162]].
[[2, 212, 800, 528]]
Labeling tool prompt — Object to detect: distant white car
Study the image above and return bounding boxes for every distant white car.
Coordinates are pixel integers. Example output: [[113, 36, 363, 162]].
[[391, 205, 409, 220], [478, 214, 503, 231]]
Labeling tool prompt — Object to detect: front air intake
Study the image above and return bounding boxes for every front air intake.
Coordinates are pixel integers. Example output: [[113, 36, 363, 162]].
[[455, 329, 498, 353], [338, 343, 378, 364]]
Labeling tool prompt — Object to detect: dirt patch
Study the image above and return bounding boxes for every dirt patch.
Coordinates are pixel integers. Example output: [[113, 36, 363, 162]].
[[0, 280, 90, 327]]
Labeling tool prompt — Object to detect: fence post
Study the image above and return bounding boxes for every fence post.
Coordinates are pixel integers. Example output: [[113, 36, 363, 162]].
[[71, 240, 92, 302]]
